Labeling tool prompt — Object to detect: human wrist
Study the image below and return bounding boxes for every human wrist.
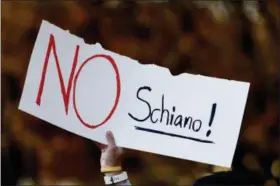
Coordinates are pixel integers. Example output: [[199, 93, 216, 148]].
[[103, 171, 129, 185], [101, 164, 122, 173], [104, 171, 122, 177]]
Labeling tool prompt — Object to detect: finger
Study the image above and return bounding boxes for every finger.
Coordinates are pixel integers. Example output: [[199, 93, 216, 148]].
[[106, 131, 116, 149]]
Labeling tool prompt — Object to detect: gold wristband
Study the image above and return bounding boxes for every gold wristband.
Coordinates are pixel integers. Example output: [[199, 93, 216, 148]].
[[101, 166, 122, 173]]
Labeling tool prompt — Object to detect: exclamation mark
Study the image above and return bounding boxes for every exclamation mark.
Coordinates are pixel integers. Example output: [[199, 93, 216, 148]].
[[206, 103, 217, 137]]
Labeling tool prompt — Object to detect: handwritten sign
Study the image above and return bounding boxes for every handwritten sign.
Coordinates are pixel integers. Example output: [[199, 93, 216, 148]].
[[19, 21, 250, 167]]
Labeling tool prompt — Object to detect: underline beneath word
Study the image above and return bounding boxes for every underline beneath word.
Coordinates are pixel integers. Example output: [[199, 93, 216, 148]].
[[134, 126, 214, 144]]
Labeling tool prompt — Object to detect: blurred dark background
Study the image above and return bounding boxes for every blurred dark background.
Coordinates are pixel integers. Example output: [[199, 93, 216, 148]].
[[1, 0, 279, 185]]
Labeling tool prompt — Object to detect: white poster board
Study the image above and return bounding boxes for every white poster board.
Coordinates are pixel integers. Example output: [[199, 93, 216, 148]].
[[19, 21, 250, 167]]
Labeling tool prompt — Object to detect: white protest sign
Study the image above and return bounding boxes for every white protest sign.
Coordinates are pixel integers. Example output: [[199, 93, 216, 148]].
[[19, 20, 250, 167]]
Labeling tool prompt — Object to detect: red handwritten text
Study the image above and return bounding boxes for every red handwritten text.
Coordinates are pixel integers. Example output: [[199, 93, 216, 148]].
[[36, 34, 121, 129]]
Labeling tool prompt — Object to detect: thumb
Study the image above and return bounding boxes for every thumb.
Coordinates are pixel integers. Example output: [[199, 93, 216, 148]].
[[106, 131, 116, 149]]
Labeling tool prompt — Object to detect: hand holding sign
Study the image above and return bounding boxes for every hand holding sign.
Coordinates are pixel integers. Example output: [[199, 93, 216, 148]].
[[19, 21, 250, 167], [98, 131, 123, 175]]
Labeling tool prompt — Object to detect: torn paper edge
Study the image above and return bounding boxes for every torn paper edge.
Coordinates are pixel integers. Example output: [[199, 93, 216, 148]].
[[41, 20, 251, 87]]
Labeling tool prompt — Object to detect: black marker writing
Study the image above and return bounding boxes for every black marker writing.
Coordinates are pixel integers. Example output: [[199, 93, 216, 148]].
[[128, 86, 218, 142], [135, 126, 214, 144], [128, 86, 205, 133], [128, 86, 151, 122], [206, 103, 217, 137]]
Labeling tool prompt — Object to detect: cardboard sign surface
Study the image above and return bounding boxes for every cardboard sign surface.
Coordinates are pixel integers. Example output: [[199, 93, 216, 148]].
[[19, 21, 250, 167]]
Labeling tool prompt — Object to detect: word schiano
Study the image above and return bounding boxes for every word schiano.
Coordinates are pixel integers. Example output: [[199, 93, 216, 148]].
[[128, 86, 217, 139]]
